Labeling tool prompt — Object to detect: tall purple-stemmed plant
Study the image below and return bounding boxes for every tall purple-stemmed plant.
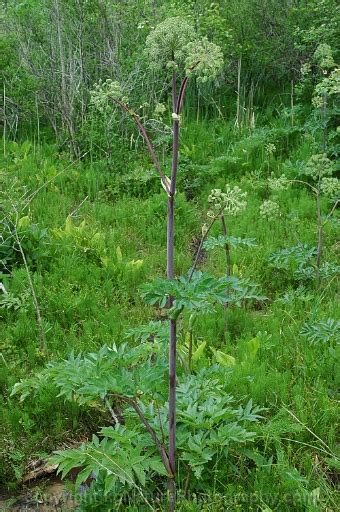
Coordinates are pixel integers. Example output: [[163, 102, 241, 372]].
[[93, 18, 223, 509]]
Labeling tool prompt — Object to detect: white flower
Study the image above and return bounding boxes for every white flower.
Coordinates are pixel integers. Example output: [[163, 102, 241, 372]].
[[301, 62, 311, 76], [260, 200, 280, 220], [314, 68, 340, 98], [90, 80, 126, 113], [185, 37, 223, 83], [154, 103, 166, 117], [320, 177, 340, 198], [268, 173, 290, 192], [265, 143, 276, 156], [145, 17, 196, 70], [145, 17, 223, 81], [314, 44, 335, 70], [208, 185, 247, 217], [302, 154, 335, 181]]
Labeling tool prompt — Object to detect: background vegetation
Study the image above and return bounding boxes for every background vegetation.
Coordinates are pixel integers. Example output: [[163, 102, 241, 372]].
[[0, 0, 339, 510]]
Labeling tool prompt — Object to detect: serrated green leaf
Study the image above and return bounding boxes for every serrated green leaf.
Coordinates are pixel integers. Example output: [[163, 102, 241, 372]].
[[104, 473, 116, 495], [149, 459, 169, 476], [75, 466, 93, 488]]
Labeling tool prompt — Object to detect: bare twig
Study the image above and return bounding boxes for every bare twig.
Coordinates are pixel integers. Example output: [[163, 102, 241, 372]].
[[188, 204, 228, 281], [69, 195, 88, 217], [104, 396, 120, 425], [13, 224, 46, 351], [323, 199, 339, 226], [289, 179, 318, 194], [283, 406, 338, 459]]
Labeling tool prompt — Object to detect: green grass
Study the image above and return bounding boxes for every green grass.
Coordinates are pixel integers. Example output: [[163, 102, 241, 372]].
[[0, 117, 339, 510]]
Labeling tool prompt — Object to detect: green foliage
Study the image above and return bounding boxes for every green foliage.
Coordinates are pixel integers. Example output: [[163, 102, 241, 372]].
[[11, 335, 263, 499], [52, 425, 167, 492], [203, 235, 257, 251], [269, 244, 339, 282], [0, 290, 29, 313], [141, 271, 266, 315], [1, 4, 340, 506], [300, 318, 340, 344], [12, 342, 166, 403], [0, 217, 50, 275]]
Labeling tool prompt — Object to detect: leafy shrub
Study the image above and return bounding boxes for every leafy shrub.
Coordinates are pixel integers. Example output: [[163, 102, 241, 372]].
[[12, 342, 263, 500], [300, 318, 340, 344], [0, 218, 50, 275]]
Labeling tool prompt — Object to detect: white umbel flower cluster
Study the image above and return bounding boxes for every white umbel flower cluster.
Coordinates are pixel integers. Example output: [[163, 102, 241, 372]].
[[145, 17, 196, 70], [90, 79, 126, 113], [320, 177, 340, 198], [259, 200, 280, 220], [314, 44, 335, 70], [268, 173, 290, 192], [145, 17, 223, 82], [185, 37, 223, 83], [207, 185, 247, 218], [302, 154, 335, 181]]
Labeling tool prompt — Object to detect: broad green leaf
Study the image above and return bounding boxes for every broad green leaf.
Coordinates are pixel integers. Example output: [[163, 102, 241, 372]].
[[244, 336, 260, 362], [149, 459, 169, 476], [21, 140, 32, 155], [133, 465, 146, 486], [126, 259, 143, 269], [18, 216, 30, 229], [192, 341, 206, 361], [211, 348, 236, 367]]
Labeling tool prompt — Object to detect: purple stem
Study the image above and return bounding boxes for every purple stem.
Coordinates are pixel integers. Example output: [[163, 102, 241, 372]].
[[221, 215, 231, 277], [110, 98, 170, 195], [167, 67, 193, 510]]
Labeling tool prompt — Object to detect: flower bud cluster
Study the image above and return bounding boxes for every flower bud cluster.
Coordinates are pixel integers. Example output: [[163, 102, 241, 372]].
[[265, 143, 276, 156], [90, 79, 126, 113], [259, 200, 280, 220], [154, 103, 166, 118], [320, 177, 340, 198], [268, 173, 290, 192], [145, 17, 223, 82], [302, 154, 335, 181], [207, 185, 247, 218], [314, 44, 335, 70]]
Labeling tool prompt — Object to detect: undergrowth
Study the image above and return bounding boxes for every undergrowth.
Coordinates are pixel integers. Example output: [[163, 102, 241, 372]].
[[0, 113, 339, 510]]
